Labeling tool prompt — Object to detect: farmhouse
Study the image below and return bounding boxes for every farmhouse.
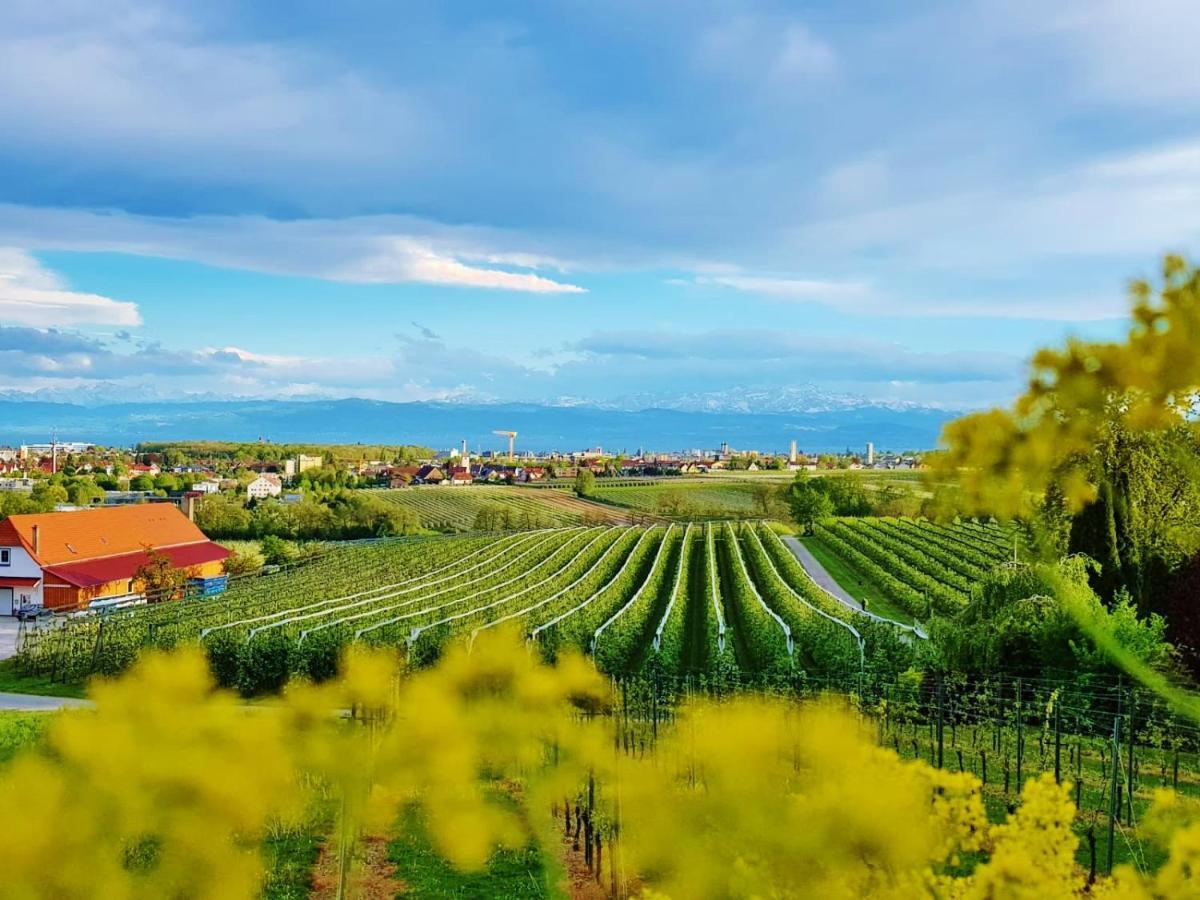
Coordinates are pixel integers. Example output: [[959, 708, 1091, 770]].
[[0, 505, 229, 615]]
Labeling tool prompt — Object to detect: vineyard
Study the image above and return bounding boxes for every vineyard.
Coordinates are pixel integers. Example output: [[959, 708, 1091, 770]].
[[808, 516, 1021, 619], [14, 520, 924, 693], [591, 481, 763, 519], [373, 485, 631, 531]]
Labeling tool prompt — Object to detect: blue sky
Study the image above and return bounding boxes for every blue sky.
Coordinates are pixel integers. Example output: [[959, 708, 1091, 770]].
[[0, 0, 1195, 410]]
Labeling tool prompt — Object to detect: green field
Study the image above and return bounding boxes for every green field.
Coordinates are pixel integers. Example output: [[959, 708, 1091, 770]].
[[17, 521, 889, 690], [807, 517, 1018, 620], [591, 480, 767, 518], [373, 485, 632, 531]]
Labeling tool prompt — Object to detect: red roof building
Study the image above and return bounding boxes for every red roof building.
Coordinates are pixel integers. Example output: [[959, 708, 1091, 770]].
[[0, 505, 229, 614]]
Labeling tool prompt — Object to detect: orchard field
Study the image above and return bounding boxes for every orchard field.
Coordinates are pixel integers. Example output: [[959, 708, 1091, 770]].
[[18, 520, 915, 691], [372, 485, 630, 531]]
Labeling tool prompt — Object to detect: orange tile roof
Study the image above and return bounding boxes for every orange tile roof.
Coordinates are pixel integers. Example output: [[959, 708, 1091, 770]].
[[0, 504, 215, 566]]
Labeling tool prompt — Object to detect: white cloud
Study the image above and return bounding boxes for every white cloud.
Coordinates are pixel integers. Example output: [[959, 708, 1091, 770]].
[[338, 238, 586, 293], [999, 0, 1200, 110], [696, 273, 868, 303], [697, 16, 836, 86], [791, 134, 1200, 274], [775, 24, 838, 79], [0, 249, 141, 327], [0, 208, 587, 294]]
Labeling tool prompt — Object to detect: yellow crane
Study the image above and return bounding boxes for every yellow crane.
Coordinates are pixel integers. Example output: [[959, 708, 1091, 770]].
[[492, 430, 517, 458]]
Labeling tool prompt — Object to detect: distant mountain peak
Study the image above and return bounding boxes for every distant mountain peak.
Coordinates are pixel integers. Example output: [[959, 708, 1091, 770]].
[[608, 384, 928, 415]]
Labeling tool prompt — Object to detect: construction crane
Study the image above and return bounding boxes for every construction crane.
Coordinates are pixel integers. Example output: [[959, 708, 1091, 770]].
[[492, 430, 517, 458]]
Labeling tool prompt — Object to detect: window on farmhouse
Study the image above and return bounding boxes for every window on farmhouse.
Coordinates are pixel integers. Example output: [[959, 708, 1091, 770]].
[[0, 549, 9, 566]]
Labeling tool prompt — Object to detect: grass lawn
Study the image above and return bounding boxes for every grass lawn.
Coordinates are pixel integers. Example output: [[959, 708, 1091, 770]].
[[799, 535, 916, 625], [261, 824, 325, 900], [0, 710, 53, 764], [0, 659, 88, 698], [390, 797, 562, 898]]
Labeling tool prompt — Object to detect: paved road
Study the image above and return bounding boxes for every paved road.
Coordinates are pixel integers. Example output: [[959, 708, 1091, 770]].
[[0, 619, 21, 661], [0, 692, 90, 711], [780, 536, 927, 639]]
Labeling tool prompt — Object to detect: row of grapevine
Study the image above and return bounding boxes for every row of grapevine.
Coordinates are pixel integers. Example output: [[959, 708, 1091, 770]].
[[17, 532, 504, 681], [321, 528, 597, 645], [838, 519, 975, 592], [652, 524, 696, 673], [484, 527, 643, 641], [254, 529, 577, 643], [532, 527, 665, 659], [859, 519, 991, 582], [717, 522, 792, 673], [592, 526, 682, 673], [914, 519, 1014, 562], [818, 520, 968, 613], [811, 523, 929, 618], [737, 524, 862, 678], [896, 519, 1008, 570], [407, 527, 625, 661]]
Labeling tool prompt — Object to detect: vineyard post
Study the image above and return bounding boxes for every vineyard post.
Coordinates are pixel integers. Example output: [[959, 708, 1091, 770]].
[[884, 684, 891, 741], [936, 676, 944, 770], [1126, 689, 1135, 825], [89, 616, 107, 676], [994, 678, 1003, 753], [1016, 678, 1023, 790], [1075, 718, 1083, 808], [1054, 696, 1062, 785], [651, 674, 659, 746], [1108, 715, 1121, 874]]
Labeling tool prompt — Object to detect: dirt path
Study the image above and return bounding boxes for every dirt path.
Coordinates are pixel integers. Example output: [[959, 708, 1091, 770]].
[[309, 836, 398, 899]]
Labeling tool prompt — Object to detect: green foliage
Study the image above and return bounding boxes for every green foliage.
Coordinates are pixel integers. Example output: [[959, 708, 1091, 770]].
[[68, 480, 106, 506], [932, 556, 1172, 677], [787, 481, 833, 534], [222, 547, 262, 576], [196, 490, 421, 541], [237, 631, 295, 697], [0, 712, 50, 765], [574, 468, 596, 497], [259, 535, 296, 567]]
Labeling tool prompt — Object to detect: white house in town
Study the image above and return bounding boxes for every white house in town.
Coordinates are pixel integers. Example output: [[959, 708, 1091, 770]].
[[246, 474, 283, 500]]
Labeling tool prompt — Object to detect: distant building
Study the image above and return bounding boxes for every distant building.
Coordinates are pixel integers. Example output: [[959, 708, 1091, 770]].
[[415, 465, 445, 485], [0, 478, 35, 493], [285, 454, 323, 477], [193, 480, 222, 494], [247, 474, 283, 500], [865, 442, 875, 466], [448, 467, 474, 485]]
